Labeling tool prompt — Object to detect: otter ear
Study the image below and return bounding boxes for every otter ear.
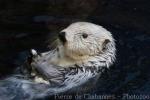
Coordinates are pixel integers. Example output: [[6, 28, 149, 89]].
[[102, 39, 110, 51]]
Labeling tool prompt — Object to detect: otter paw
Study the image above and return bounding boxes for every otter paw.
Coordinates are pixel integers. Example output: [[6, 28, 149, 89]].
[[34, 76, 49, 84], [31, 49, 38, 56], [29, 49, 40, 63]]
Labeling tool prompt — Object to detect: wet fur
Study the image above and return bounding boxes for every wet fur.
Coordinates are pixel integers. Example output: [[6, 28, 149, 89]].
[[0, 22, 116, 100]]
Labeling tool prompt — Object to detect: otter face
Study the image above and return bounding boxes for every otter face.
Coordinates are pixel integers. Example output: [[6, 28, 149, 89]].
[[58, 22, 114, 60]]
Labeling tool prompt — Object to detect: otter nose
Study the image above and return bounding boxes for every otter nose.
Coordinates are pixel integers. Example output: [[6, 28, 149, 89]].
[[58, 32, 67, 43]]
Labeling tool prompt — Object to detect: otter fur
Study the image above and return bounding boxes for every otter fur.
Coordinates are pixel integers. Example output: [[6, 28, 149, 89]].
[[0, 22, 116, 100]]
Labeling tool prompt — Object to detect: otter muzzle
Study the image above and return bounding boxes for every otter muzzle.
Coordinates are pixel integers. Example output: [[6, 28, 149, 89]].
[[58, 32, 67, 44]]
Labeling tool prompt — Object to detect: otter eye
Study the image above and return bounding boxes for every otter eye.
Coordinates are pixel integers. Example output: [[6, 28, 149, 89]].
[[82, 33, 88, 38]]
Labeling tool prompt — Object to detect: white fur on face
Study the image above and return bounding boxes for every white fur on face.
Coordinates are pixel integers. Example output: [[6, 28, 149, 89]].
[[59, 22, 115, 61]]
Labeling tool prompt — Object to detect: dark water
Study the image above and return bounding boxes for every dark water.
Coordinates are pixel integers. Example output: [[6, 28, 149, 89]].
[[94, 27, 150, 99], [0, 0, 150, 99]]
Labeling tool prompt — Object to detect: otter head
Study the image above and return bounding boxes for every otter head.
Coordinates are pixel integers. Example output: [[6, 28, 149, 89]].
[[58, 22, 115, 62]]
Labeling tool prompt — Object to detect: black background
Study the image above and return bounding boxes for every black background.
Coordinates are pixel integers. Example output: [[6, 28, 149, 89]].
[[0, 0, 149, 98]]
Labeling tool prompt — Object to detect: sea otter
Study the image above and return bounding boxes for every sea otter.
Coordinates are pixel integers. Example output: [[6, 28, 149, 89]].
[[0, 22, 116, 100]]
